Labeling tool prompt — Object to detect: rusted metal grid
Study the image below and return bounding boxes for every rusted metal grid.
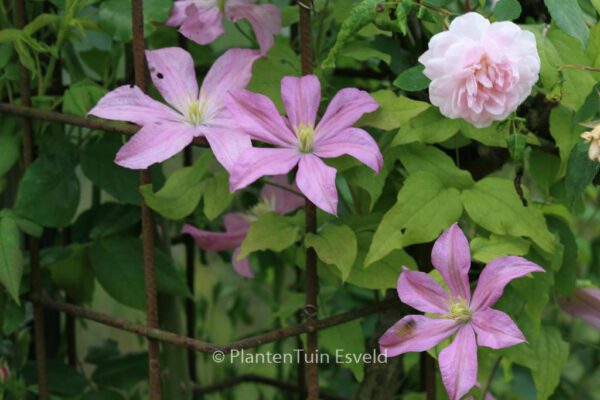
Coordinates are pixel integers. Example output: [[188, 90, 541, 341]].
[[7, 0, 400, 399]]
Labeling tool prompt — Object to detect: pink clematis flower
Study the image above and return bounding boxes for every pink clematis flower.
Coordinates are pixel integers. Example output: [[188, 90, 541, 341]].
[[559, 287, 600, 331], [166, 0, 281, 54], [226, 75, 382, 215], [419, 12, 540, 128], [89, 47, 259, 172], [379, 224, 544, 400], [182, 175, 304, 278]]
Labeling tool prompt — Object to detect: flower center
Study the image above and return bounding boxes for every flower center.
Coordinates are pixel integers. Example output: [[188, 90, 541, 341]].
[[295, 124, 315, 153], [449, 298, 472, 323], [247, 195, 277, 220]]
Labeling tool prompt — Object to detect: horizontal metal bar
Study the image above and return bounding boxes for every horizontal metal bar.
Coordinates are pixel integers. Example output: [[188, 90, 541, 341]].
[[194, 374, 350, 400], [0, 103, 209, 147], [31, 295, 399, 354]]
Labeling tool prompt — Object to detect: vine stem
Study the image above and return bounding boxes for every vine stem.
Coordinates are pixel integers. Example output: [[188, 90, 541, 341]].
[[15, 1, 48, 398], [299, 2, 320, 398]]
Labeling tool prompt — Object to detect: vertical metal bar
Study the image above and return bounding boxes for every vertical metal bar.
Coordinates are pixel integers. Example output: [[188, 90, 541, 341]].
[[14, 1, 49, 398], [183, 147, 198, 387], [131, 1, 162, 398], [299, 2, 318, 399]]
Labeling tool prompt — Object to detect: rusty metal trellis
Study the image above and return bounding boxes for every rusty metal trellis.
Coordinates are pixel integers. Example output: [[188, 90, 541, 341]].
[[7, 1, 403, 399]]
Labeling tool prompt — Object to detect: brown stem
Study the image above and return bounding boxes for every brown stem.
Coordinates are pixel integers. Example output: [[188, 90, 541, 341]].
[[131, 1, 161, 398], [15, 1, 48, 398], [514, 166, 528, 207], [465, 0, 471, 11]]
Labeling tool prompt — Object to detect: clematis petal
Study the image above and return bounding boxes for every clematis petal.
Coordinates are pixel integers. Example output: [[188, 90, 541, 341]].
[[431, 223, 472, 302], [181, 219, 248, 252], [202, 127, 252, 173], [296, 154, 338, 216], [115, 123, 195, 169], [230, 147, 301, 191], [166, 1, 195, 26], [559, 288, 600, 331], [281, 75, 321, 129], [260, 175, 305, 214], [224, 212, 252, 233], [88, 85, 181, 126], [313, 127, 383, 173], [227, 89, 297, 147], [379, 315, 459, 357], [146, 47, 198, 112], [314, 88, 379, 142], [471, 256, 544, 311], [225, 2, 281, 54], [201, 48, 261, 104], [232, 247, 254, 278], [472, 308, 526, 349], [179, 5, 224, 46], [397, 267, 451, 314], [439, 325, 478, 400]]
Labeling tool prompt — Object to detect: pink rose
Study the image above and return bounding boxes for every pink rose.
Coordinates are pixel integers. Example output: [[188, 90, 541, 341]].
[[419, 12, 540, 128]]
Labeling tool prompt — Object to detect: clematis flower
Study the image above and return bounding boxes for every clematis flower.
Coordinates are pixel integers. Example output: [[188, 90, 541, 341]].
[[166, 0, 281, 54], [89, 47, 259, 172], [226, 75, 382, 215], [581, 123, 600, 162], [379, 224, 544, 400], [559, 287, 600, 331], [182, 175, 303, 278], [419, 12, 540, 128]]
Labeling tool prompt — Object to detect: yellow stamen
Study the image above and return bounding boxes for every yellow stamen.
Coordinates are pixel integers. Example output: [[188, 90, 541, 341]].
[[295, 123, 315, 153], [449, 297, 472, 323], [187, 100, 205, 126]]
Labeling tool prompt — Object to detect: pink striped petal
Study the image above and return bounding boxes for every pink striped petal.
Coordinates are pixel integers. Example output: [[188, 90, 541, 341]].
[[379, 315, 459, 357], [146, 48, 198, 112], [233, 247, 254, 278], [260, 175, 304, 214], [88, 85, 180, 126], [166, 1, 195, 26], [281, 75, 321, 129], [203, 127, 251, 173], [471, 256, 544, 311], [181, 221, 248, 252], [431, 224, 472, 302], [227, 89, 297, 147], [115, 123, 195, 169], [179, 5, 224, 46], [559, 288, 600, 331], [397, 267, 450, 314], [226, 2, 281, 54], [296, 154, 338, 215], [439, 325, 478, 400], [472, 308, 526, 349], [314, 88, 379, 142], [230, 148, 301, 191], [224, 213, 251, 233], [313, 127, 383, 173], [201, 48, 261, 104]]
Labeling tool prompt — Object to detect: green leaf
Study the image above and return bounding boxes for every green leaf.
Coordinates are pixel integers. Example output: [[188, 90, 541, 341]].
[[493, 0, 522, 21], [62, 80, 106, 116], [506, 133, 528, 163], [393, 65, 431, 91], [48, 244, 94, 304], [0, 218, 23, 304], [460, 121, 509, 147], [550, 106, 582, 176], [98, 0, 171, 41], [140, 154, 211, 220], [321, 320, 365, 381], [305, 224, 357, 280], [528, 149, 560, 194], [565, 139, 600, 210], [322, 0, 380, 69], [365, 171, 463, 266], [80, 136, 141, 205], [82, 390, 126, 400], [0, 209, 42, 237], [92, 352, 148, 390], [397, 143, 474, 189], [544, 0, 589, 48], [546, 216, 578, 296], [90, 238, 190, 310], [15, 156, 80, 228], [461, 177, 555, 253], [502, 326, 569, 400], [239, 213, 301, 259], [470, 234, 530, 264], [0, 117, 19, 177], [202, 173, 233, 221], [357, 90, 430, 131], [392, 108, 461, 146]]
